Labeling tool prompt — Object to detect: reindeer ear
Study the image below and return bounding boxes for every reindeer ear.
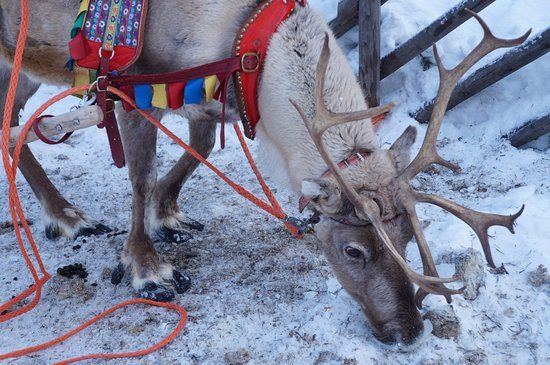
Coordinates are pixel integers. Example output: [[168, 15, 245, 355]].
[[390, 126, 417, 172], [301, 178, 343, 215]]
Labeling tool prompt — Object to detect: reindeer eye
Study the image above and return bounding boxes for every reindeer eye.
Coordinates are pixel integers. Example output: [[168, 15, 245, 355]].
[[345, 246, 363, 258]]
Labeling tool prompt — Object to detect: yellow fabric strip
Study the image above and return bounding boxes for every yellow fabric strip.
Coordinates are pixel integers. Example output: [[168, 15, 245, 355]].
[[73, 67, 90, 96], [78, 0, 90, 15], [103, 0, 122, 51], [204, 75, 218, 103], [152, 84, 168, 109]]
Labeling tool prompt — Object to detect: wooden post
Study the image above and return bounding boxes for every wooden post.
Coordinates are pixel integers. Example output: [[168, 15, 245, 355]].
[[329, 0, 388, 38], [508, 114, 550, 148], [412, 28, 550, 123], [358, 0, 381, 106], [381, 0, 496, 79], [9, 106, 104, 148]]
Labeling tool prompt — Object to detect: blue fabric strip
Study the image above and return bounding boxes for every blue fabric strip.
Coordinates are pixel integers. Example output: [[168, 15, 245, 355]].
[[134, 84, 153, 110], [184, 78, 204, 105]]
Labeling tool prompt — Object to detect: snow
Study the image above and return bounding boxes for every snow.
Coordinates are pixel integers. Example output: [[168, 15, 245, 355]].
[[309, 0, 338, 22], [1, 0, 549, 364]]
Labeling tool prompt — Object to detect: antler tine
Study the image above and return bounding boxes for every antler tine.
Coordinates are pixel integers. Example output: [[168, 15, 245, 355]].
[[365, 204, 463, 296], [465, 9, 532, 48], [415, 192, 525, 268], [303, 34, 396, 136], [403, 199, 457, 306], [289, 33, 393, 213], [289, 97, 368, 213], [402, 10, 532, 181]]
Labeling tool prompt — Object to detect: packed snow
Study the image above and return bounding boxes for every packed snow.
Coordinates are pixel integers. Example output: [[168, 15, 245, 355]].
[[1, 0, 548, 364]]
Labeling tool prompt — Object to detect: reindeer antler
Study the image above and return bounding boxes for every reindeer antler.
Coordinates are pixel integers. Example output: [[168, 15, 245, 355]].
[[290, 34, 462, 297], [399, 9, 530, 306], [292, 12, 530, 306], [402, 9, 532, 181]]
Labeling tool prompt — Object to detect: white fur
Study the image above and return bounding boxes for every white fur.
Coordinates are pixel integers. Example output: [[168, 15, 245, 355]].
[[147, 208, 188, 233], [258, 7, 379, 193], [129, 263, 175, 291], [42, 206, 95, 239], [301, 180, 323, 197]]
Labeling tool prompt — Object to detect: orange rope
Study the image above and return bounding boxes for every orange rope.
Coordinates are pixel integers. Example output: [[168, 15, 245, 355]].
[[107, 87, 298, 233], [232, 124, 301, 236], [0, 0, 187, 363], [2, 300, 187, 365]]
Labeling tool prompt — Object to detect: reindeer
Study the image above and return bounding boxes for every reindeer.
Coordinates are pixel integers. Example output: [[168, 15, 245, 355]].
[[1, 0, 528, 346]]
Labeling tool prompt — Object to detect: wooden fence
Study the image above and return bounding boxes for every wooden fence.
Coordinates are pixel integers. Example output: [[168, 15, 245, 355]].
[[329, 0, 550, 147]]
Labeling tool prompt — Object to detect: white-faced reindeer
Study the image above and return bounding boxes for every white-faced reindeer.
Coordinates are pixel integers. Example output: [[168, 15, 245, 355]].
[[1, 1, 527, 346]]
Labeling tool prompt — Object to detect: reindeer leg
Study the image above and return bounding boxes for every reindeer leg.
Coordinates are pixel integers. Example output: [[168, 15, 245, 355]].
[[116, 110, 191, 301], [150, 117, 217, 244], [0, 63, 111, 239]]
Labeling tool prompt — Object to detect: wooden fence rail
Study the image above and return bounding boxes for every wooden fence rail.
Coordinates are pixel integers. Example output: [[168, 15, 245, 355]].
[[507, 114, 550, 148], [359, 0, 382, 106], [412, 28, 550, 122], [329, 0, 388, 38], [380, 0, 496, 79]]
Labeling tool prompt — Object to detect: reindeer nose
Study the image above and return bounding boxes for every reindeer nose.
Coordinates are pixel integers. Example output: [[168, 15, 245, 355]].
[[374, 315, 424, 346], [396, 320, 424, 345]]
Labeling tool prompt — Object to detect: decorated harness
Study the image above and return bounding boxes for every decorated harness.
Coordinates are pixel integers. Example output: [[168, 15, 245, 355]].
[[68, 0, 308, 167]]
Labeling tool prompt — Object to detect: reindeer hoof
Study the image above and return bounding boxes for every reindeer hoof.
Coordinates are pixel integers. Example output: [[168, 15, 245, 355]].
[[139, 282, 175, 302], [76, 223, 112, 238], [45, 224, 61, 240], [111, 263, 125, 285], [171, 270, 192, 294], [182, 218, 205, 232], [45, 222, 112, 240], [157, 227, 193, 244]]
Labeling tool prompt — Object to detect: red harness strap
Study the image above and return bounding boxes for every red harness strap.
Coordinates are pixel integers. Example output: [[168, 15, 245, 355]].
[[97, 54, 126, 168], [233, 0, 307, 139], [109, 55, 258, 149]]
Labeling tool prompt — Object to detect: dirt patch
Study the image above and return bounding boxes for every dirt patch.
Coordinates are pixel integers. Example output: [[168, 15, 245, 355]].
[[424, 307, 461, 340]]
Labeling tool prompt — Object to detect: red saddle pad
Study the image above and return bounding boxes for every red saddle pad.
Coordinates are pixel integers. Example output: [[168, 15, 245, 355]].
[[69, 0, 148, 71]]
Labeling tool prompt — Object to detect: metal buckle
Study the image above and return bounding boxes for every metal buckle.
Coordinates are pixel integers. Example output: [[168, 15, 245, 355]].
[[285, 216, 315, 235], [71, 92, 97, 111], [241, 52, 260, 73], [98, 47, 116, 60], [90, 76, 109, 93]]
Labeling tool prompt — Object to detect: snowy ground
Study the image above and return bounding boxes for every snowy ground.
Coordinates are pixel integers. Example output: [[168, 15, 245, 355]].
[[1, 0, 549, 364]]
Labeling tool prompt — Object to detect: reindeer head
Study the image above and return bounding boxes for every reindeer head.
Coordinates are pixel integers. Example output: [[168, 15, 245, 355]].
[[292, 11, 529, 346]]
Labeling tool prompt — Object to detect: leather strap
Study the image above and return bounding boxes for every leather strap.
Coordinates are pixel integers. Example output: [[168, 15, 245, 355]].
[[32, 115, 73, 145], [97, 54, 126, 168], [109, 56, 248, 87]]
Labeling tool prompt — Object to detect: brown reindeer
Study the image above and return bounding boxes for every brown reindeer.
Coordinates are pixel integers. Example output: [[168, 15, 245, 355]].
[[0, 1, 528, 346]]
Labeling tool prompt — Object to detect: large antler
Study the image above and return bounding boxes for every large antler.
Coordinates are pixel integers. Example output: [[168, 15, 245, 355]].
[[290, 34, 462, 297], [291, 11, 530, 306], [398, 10, 530, 306], [402, 9, 531, 181]]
